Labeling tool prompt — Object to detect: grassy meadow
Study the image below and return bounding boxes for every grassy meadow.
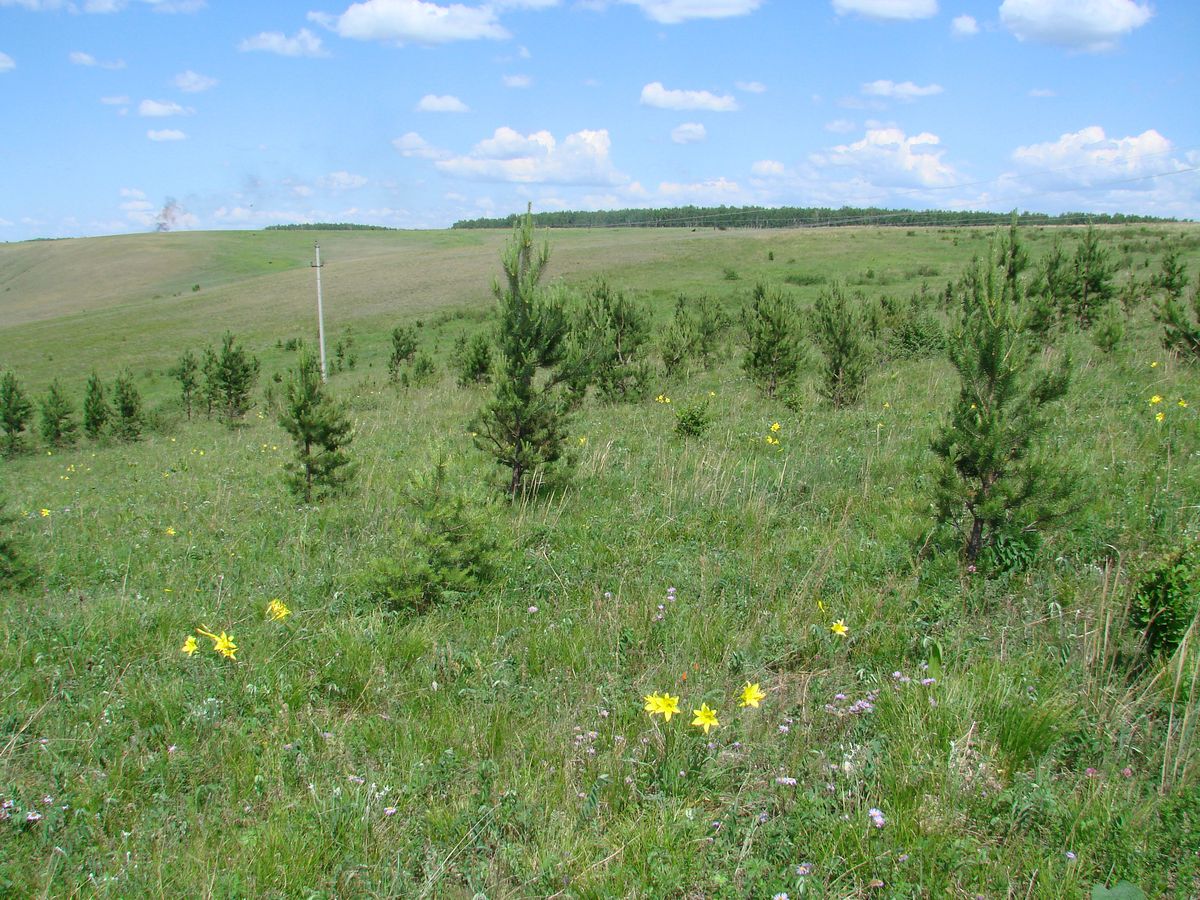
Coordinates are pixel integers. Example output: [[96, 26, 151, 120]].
[[1, 222, 1199, 898]]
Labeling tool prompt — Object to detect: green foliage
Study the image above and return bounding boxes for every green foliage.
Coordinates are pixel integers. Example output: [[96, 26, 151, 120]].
[[169, 348, 200, 419], [363, 457, 498, 616], [1091, 882, 1146, 900], [1130, 543, 1200, 659], [38, 379, 77, 447], [812, 283, 871, 408], [659, 293, 730, 376], [1091, 302, 1126, 353], [453, 332, 493, 387], [399, 351, 437, 388], [332, 326, 356, 373], [722, 266, 739, 281], [1070, 224, 1116, 328], [111, 368, 143, 441], [741, 282, 804, 399], [673, 396, 713, 439], [83, 371, 110, 439], [568, 279, 652, 404], [930, 238, 1072, 564], [471, 205, 572, 499], [0, 371, 33, 456], [1151, 250, 1199, 357], [887, 291, 947, 360], [0, 495, 35, 589], [278, 350, 355, 502], [200, 345, 220, 417], [212, 332, 260, 423], [1152, 247, 1189, 301]]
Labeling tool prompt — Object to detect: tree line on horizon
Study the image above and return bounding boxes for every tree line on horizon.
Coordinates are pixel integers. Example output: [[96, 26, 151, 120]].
[[451, 205, 1178, 231]]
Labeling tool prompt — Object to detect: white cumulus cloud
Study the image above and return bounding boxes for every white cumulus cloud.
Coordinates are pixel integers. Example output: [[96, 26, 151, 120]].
[[0, 51, 13, 73], [824, 118, 857, 133], [951, 14, 977, 36], [503, 74, 532, 88], [392, 131, 448, 159], [832, 0, 937, 20], [751, 159, 785, 176], [101, 95, 130, 105], [640, 81, 737, 112], [671, 122, 707, 144], [810, 126, 959, 189], [138, 99, 193, 117], [735, 80, 766, 93], [69, 50, 126, 68], [617, 0, 761, 23], [434, 126, 627, 185], [312, 0, 509, 45], [238, 29, 328, 57], [1012, 125, 1174, 178], [416, 93, 469, 112], [657, 177, 744, 202], [174, 70, 217, 92], [316, 171, 369, 190], [861, 79, 942, 101], [999, 0, 1152, 51], [147, 128, 187, 141]]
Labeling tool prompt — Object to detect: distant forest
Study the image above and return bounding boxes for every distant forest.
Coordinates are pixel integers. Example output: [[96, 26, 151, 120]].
[[264, 223, 396, 231], [451, 206, 1177, 230]]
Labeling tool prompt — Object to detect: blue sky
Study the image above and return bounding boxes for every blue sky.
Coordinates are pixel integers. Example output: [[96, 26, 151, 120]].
[[1, 0, 1197, 240]]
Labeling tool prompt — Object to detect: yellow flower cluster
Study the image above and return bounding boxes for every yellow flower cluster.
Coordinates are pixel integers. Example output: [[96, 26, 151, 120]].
[[642, 682, 767, 735], [266, 598, 292, 621], [655, 394, 672, 404], [184, 627, 238, 660]]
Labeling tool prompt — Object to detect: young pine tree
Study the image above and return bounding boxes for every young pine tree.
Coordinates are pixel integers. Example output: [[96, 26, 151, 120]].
[[111, 368, 144, 441], [741, 281, 804, 399], [930, 240, 1073, 566], [812, 284, 871, 408], [1069, 223, 1115, 329], [0, 371, 33, 456], [279, 350, 355, 502], [470, 205, 571, 500], [213, 332, 260, 423], [200, 345, 220, 418], [0, 493, 35, 590], [39, 379, 78, 448], [569, 279, 652, 403], [453, 333, 493, 387], [170, 349, 200, 420], [83, 371, 110, 439], [388, 325, 418, 381], [1151, 249, 1200, 358]]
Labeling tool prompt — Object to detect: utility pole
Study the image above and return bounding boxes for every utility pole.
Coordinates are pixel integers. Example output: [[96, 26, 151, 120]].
[[312, 241, 328, 382]]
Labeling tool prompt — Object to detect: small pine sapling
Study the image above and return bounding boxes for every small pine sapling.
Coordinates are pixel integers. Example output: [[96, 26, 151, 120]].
[[39, 379, 78, 447], [741, 281, 804, 399], [170, 349, 199, 419], [1151, 249, 1199, 358], [83, 371, 110, 439], [0, 494, 35, 590], [0, 371, 33, 456], [930, 233, 1073, 566], [812, 283, 871, 408], [200, 345, 220, 418], [279, 350, 355, 502], [453, 333, 493, 387], [214, 332, 260, 423], [111, 368, 144, 441], [388, 325, 418, 380], [1069, 223, 1115, 329]]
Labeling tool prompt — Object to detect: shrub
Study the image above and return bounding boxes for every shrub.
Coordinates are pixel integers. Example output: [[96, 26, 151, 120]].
[[1069, 224, 1115, 328], [278, 349, 355, 502], [784, 272, 826, 287], [363, 457, 498, 616], [400, 352, 437, 388], [453, 333, 493, 387], [812, 283, 871, 408], [1091, 303, 1125, 354], [0, 371, 33, 456], [111, 368, 144, 441], [569, 279, 652, 404], [389, 325, 419, 381], [673, 397, 713, 439], [0, 495, 35, 590], [1130, 543, 1200, 659], [38, 379, 78, 447], [741, 281, 804, 399], [212, 332, 260, 423], [83, 371, 110, 438]]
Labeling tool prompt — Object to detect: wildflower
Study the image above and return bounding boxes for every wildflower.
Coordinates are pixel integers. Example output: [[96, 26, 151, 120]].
[[868, 807, 885, 829], [165, 526, 176, 536], [645, 692, 681, 722], [795, 863, 812, 876], [266, 599, 291, 621], [775, 776, 797, 786], [770, 422, 781, 433], [1084, 767, 1100, 779], [1121, 766, 1134, 778], [25, 811, 42, 823], [578, 436, 587, 445], [1156, 412, 1165, 423], [778, 724, 790, 733], [1065, 851, 1076, 861], [180, 636, 198, 657], [527, 605, 538, 614], [830, 619, 848, 638], [1150, 395, 1162, 405], [1151, 361, 1159, 368], [691, 703, 719, 735], [740, 682, 766, 708], [197, 628, 237, 660], [655, 394, 671, 404], [1178, 398, 1188, 408], [773, 894, 790, 900], [39, 509, 50, 517], [383, 807, 397, 816]]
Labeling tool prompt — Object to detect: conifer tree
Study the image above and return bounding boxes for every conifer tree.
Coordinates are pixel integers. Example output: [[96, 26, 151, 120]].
[[812, 284, 871, 408], [568, 279, 651, 403], [39, 379, 78, 447], [388, 325, 418, 380], [200, 345, 220, 418], [1069, 224, 1115, 328], [930, 238, 1073, 565], [453, 333, 493, 387], [279, 349, 355, 502], [0, 371, 33, 456], [0, 493, 35, 589], [213, 332, 260, 423], [170, 349, 200, 420], [742, 281, 804, 399], [111, 368, 143, 441], [83, 371, 110, 439], [470, 205, 571, 499]]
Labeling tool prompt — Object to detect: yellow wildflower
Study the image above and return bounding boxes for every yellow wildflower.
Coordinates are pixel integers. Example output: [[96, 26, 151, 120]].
[[1151, 361, 1159, 368], [739, 682, 766, 709], [1150, 395, 1162, 405], [643, 692, 662, 715], [266, 598, 291, 621], [197, 628, 238, 660], [658, 693, 681, 722], [1179, 399, 1188, 408], [1156, 412, 1165, 423], [39, 509, 50, 517], [691, 703, 719, 735], [770, 422, 781, 433], [181, 636, 198, 657], [830, 619, 849, 638], [165, 526, 177, 536]]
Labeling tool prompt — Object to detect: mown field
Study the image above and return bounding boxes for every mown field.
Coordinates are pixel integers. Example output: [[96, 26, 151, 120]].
[[1, 222, 1199, 898]]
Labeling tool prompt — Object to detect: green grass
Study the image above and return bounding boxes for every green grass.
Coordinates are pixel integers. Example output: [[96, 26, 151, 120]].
[[1, 223, 1199, 896]]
